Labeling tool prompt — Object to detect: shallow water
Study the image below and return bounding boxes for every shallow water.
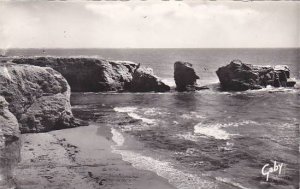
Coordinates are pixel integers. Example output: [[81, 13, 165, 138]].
[[71, 89, 299, 189]]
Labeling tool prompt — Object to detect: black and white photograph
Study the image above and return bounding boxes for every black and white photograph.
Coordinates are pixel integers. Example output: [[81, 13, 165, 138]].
[[0, 0, 299, 189]]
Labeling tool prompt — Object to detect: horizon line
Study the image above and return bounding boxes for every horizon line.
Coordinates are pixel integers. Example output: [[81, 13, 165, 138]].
[[2, 47, 300, 50]]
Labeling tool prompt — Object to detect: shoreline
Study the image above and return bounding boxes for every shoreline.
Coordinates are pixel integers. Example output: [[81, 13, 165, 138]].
[[14, 124, 176, 189]]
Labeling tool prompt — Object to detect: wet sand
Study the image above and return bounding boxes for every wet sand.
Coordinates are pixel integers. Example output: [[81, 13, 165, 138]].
[[14, 124, 176, 189]]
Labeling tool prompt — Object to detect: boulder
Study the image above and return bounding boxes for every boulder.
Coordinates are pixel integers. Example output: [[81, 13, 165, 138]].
[[0, 64, 77, 133], [0, 96, 20, 188], [12, 57, 139, 92], [129, 67, 170, 92], [216, 60, 296, 91], [174, 61, 200, 91]]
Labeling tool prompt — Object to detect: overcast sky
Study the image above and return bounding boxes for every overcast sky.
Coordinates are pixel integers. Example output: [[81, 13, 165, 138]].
[[0, 0, 299, 48]]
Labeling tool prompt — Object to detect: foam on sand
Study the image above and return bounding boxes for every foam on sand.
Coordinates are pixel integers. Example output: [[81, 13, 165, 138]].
[[111, 128, 221, 189]]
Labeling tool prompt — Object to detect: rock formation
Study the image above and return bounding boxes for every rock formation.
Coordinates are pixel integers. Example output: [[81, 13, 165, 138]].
[[129, 67, 170, 92], [174, 61, 200, 91], [216, 60, 296, 91], [0, 64, 77, 133], [12, 57, 139, 92], [0, 96, 20, 188]]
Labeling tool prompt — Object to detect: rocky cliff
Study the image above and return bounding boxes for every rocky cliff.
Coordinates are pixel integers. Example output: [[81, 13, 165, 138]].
[[12, 57, 170, 92], [0, 64, 77, 133], [0, 96, 20, 188], [216, 60, 296, 91]]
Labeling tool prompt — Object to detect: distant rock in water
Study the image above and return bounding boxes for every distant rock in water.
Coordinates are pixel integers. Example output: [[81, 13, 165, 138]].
[[216, 60, 296, 91], [0, 96, 20, 188], [174, 61, 200, 91], [0, 64, 77, 133], [129, 67, 170, 92]]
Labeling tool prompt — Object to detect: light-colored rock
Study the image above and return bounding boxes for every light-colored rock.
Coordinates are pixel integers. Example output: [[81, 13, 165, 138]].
[[129, 67, 170, 92], [0, 64, 77, 133], [0, 96, 20, 188], [12, 57, 139, 92]]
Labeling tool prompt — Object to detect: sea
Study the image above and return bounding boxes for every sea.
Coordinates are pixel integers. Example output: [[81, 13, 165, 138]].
[[4, 48, 300, 189]]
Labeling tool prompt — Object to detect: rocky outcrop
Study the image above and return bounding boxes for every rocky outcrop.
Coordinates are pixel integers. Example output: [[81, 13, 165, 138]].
[[12, 57, 139, 92], [129, 67, 170, 92], [216, 60, 296, 91], [174, 61, 200, 91], [11, 57, 172, 93], [0, 64, 77, 133], [0, 96, 20, 188]]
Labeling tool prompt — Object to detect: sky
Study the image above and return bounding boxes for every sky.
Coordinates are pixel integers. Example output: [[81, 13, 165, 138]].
[[0, 0, 299, 48]]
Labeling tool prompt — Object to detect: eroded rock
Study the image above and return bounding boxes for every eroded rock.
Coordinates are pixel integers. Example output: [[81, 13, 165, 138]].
[[129, 67, 170, 92], [12, 57, 139, 92], [0, 96, 20, 188], [174, 61, 200, 91], [0, 64, 77, 133], [216, 60, 296, 91]]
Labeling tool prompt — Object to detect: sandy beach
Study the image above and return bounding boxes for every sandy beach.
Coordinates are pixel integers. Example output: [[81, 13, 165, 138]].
[[14, 124, 176, 189]]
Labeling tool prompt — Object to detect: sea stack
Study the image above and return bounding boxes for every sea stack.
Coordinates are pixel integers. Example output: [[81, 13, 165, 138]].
[[0, 64, 78, 133], [174, 61, 200, 91], [129, 67, 170, 92], [216, 59, 296, 91]]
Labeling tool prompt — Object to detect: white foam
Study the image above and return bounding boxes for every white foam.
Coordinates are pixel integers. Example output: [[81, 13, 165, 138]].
[[215, 177, 251, 189], [111, 128, 125, 146], [127, 113, 156, 124], [161, 78, 176, 87], [176, 132, 204, 142], [111, 129, 219, 189], [181, 112, 206, 120], [194, 124, 230, 140], [114, 107, 137, 113], [193, 121, 257, 140], [114, 106, 156, 124]]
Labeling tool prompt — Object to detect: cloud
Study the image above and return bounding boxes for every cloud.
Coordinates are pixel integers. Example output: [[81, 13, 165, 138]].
[[0, 1, 299, 48]]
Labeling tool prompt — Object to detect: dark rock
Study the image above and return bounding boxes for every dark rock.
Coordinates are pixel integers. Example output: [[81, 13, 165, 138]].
[[286, 80, 296, 87], [174, 61, 200, 91], [0, 64, 77, 133], [12, 57, 139, 92], [0, 96, 20, 188], [216, 60, 296, 91], [129, 67, 170, 92], [195, 86, 210, 90]]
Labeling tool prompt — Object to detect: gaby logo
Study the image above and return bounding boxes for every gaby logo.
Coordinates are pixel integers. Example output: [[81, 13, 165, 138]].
[[261, 161, 284, 181]]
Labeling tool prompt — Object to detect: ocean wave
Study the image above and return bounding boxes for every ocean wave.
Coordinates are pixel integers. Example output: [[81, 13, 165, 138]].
[[176, 132, 204, 142], [215, 177, 251, 189], [114, 107, 137, 113], [111, 128, 220, 189], [194, 124, 230, 140], [127, 113, 156, 124], [162, 78, 176, 88], [193, 121, 256, 140], [181, 112, 206, 120], [114, 106, 156, 125]]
